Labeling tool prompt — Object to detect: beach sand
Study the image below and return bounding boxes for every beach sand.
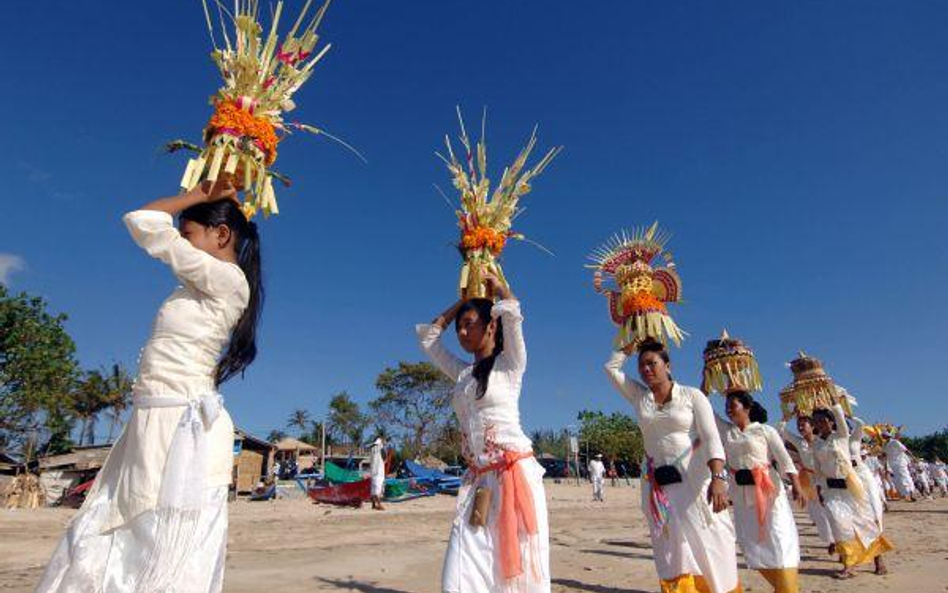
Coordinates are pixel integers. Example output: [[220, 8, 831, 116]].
[[2, 480, 944, 592]]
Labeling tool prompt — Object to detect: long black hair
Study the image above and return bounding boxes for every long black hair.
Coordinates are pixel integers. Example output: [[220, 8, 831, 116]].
[[180, 199, 263, 386], [455, 298, 503, 399], [726, 390, 768, 423]]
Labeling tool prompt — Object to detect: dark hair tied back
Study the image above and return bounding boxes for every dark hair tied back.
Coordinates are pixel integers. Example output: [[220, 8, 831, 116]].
[[811, 408, 836, 430], [637, 338, 670, 363], [455, 298, 503, 399], [727, 391, 769, 423], [180, 199, 264, 386]]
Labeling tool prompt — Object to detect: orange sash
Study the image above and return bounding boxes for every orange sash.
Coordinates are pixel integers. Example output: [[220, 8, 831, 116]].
[[471, 450, 538, 581]]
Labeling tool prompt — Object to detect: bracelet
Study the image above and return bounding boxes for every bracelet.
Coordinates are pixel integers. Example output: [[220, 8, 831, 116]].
[[711, 470, 728, 482]]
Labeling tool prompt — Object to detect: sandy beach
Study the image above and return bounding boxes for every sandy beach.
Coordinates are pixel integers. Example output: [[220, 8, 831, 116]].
[[2, 481, 944, 593]]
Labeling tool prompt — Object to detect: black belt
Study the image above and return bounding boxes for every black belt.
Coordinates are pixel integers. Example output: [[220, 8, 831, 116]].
[[851, 460, 858, 468], [653, 465, 683, 486], [734, 468, 755, 486], [826, 477, 847, 489]]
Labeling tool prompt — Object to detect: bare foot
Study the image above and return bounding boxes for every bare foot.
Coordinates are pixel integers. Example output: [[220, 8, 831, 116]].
[[835, 568, 856, 580], [828, 543, 837, 556], [875, 558, 888, 575]]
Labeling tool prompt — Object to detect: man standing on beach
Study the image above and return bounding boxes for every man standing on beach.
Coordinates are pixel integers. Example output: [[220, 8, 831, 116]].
[[370, 438, 386, 510], [589, 454, 606, 501]]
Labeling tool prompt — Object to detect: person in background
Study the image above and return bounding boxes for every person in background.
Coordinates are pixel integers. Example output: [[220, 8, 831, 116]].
[[588, 454, 606, 502], [369, 437, 386, 511]]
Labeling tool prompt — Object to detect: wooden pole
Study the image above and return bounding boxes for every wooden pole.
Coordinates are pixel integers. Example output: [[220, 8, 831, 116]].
[[320, 421, 326, 473]]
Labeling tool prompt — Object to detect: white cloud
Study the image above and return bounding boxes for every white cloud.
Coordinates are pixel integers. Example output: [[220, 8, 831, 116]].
[[0, 254, 26, 285]]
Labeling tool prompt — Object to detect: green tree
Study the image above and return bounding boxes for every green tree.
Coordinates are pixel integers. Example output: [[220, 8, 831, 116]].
[[370, 361, 455, 458], [531, 428, 570, 459], [267, 429, 287, 443], [327, 391, 368, 445], [71, 364, 134, 446], [430, 422, 463, 465], [903, 428, 948, 461], [286, 409, 312, 438], [103, 363, 134, 443], [0, 286, 80, 461], [577, 410, 644, 464], [72, 370, 113, 446]]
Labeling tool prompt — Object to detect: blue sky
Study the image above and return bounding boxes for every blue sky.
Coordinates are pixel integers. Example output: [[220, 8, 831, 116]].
[[2, 1, 947, 440]]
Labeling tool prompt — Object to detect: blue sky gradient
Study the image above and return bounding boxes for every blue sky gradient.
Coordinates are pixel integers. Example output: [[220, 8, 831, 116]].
[[2, 1, 947, 439]]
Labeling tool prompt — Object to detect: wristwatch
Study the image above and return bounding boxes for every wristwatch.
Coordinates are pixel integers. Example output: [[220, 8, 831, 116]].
[[711, 470, 729, 482]]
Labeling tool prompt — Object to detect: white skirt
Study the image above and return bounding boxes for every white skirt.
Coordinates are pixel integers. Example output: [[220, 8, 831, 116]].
[[853, 464, 884, 527], [642, 477, 739, 593], [731, 484, 799, 570], [35, 394, 230, 593], [805, 498, 834, 545], [822, 484, 893, 568], [890, 462, 915, 498], [34, 483, 228, 593], [442, 457, 550, 593]]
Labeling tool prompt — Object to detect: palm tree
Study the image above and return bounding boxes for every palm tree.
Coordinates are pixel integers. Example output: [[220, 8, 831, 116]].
[[286, 409, 311, 438], [72, 371, 112, 446], [267, 429, 287, 443], [104, 363, 133, 443]]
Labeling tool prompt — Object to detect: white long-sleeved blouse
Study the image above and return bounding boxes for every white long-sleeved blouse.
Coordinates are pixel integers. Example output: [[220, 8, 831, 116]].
[[848, 415, 867, 466], [416, 299, 531, 467], [811, 404, 853, 480], [716, 416, 796, 476], [603, 351, 725, 468], [101, 210, 248, 531], [125, 210, 249, 398]]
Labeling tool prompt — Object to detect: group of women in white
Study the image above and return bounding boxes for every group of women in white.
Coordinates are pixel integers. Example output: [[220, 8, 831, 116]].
[[32, 179, 904, 593]]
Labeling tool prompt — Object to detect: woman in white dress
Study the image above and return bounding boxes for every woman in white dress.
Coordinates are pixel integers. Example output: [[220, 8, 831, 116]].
[[715, 392, 801, 593], [883, 434, 917, 501], [605, 340, 740, 593], [847, 415, 885, 525], [35, 177, 262, 593], [811, 404, 893, 579], [778, 416, 835, 553], [417, 275, 549, 593]]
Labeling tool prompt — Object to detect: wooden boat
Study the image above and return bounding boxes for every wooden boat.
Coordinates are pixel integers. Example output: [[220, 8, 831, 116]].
[[307, 477, 371, 507]]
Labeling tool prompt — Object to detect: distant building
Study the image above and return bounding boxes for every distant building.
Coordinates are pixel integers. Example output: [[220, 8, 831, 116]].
[[233, 429, 276, 494]]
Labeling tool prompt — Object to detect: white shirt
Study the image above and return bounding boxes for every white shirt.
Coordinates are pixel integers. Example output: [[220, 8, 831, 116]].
[[416, 300, 531, 467], [588, 459, 606, 480], [884, 438, 910, 468], [125, 210, 249, 398], [102, 210, 248, 531], [811, 404, 853, 480], [777, 423, 816, 470], [604, 351, 725, 468], [848, 415, 867, 468], [933, 462, 947, 481], [370, 446, 385, 479], [716, 418, 796, 476], [864, 455, 882, 474]]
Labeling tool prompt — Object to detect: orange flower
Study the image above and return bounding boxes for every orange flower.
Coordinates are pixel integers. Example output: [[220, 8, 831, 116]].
[[620, 290, 667, 316], [461, 226, 507, 254], [206, 100, 280, 164]]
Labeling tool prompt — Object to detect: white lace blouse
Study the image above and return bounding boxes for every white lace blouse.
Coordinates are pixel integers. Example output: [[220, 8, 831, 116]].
[[416, 299, 531, 467], [716, 417, 796, 475], [811, 404, 853, 480], [603, 351, 725, 468]]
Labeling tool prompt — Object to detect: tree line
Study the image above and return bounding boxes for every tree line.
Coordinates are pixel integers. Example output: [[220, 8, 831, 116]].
[[4, 284, 945, 468], [1, 285, 133, 463]]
